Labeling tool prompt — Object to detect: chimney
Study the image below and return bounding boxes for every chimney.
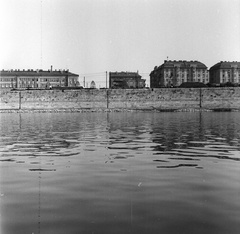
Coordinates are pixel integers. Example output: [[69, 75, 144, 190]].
[[51, 65, 53, 72]]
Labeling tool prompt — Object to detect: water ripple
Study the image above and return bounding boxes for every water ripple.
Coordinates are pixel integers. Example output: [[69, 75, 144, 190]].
[[157, 164, 198, 169]]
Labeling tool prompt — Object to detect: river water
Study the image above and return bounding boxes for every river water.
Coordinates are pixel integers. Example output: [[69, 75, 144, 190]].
[[0, 112, 240, 234]]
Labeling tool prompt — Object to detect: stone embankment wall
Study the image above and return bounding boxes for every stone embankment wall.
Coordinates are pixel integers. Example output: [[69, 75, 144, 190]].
[[1, 88, 240, 111]]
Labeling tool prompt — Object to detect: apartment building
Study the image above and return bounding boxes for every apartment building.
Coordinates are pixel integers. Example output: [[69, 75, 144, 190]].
[[109, 71, 145, 89], [0, 68, 79, 89], [209, 61, 240, 84], [150, 60, 209, 88]]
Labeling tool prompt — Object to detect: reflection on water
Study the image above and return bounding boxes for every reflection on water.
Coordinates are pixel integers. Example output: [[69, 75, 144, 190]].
[[0, 112, 240, 234]]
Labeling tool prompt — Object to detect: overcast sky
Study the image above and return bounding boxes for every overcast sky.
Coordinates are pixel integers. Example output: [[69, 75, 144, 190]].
[[1, 0, 239, 87]]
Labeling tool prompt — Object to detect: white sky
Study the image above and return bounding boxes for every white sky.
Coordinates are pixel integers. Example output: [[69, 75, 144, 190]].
[[0, 0, 240, 87]]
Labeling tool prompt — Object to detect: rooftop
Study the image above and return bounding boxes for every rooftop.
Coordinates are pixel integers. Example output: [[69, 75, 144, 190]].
[[161, 60, 207, 69], [110, 71, 142, 77], [209, 61, 240, 70], [0, 69, 79, 77]]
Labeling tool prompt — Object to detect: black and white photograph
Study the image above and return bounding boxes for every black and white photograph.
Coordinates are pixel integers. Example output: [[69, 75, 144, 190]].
[[0, 0, 240, 233]]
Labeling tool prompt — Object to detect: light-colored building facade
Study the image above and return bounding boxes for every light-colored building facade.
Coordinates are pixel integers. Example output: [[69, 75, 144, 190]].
[[0, 68, 79, 89], [150, 60, 209, 88], [109, 71, 145, 89], [209, 61, 240, 85]]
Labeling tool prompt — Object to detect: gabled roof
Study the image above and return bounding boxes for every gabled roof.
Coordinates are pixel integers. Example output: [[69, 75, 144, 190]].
[[209, 61, 240, 70], [0, 69, 79, 77]]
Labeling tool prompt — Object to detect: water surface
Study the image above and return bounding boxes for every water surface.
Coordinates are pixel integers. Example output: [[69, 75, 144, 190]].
[[1, 112, 240, 234]]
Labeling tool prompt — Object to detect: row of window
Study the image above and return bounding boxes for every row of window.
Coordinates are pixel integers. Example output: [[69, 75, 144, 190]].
[[165, 78, 209, 83], [164, 72, 208, 77], [221, 79, 240, 82], [222, 73, 240, 78], [1, 78, 77, 88], [0, 78, 76, 82], [1, 84, 14, 88], [222, 69, 240, 73], [164, 69, 207, 73], [165, 74, 208, 79], [0, 78, 15, 82], [0, 83, 69, 88]]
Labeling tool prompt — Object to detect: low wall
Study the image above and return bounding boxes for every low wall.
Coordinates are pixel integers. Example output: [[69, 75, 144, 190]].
[[1, 88, 240, 111]]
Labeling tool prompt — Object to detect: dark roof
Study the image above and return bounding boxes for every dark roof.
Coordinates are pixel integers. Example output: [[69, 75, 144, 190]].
[[209, 61, 240, 70], [179, 82, 207, 88], [110, 71, 141, 78], [157, 60, 207, 70], [0, 69, 79, 77]]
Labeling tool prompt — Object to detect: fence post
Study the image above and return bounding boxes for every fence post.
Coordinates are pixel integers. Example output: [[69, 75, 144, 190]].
[[106, 89, 109, 109], [19, 91, 21, 110], [199, 88, 202, 108]]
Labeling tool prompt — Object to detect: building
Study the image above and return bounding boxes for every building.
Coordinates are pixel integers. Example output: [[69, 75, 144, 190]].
[[90, 80, 96, 89], [0, 67, 79, 89], [150, 60, 209, 88], [209, 61, 240, 85], [109, 71, 145, 89]]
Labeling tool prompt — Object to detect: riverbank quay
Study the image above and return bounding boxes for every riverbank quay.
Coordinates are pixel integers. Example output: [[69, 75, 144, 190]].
[[0, 108, 239, 113], [1, 87, 240, 112]]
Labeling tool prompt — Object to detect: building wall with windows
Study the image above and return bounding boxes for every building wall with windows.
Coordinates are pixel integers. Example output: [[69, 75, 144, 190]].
[[150, 60, 209, 88], [109, 72, 146, 89], [0, 69, 79, 89], [209, 61, 240, 84]]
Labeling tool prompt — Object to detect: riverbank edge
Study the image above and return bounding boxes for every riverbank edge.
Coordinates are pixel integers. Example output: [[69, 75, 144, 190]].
[[0, 107, 239, 113]]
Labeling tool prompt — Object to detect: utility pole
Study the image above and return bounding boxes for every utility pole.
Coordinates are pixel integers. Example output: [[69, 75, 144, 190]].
[[106, 71, 109, 108], [106, 71, 108, 89], [84, 77, 85, 88]]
